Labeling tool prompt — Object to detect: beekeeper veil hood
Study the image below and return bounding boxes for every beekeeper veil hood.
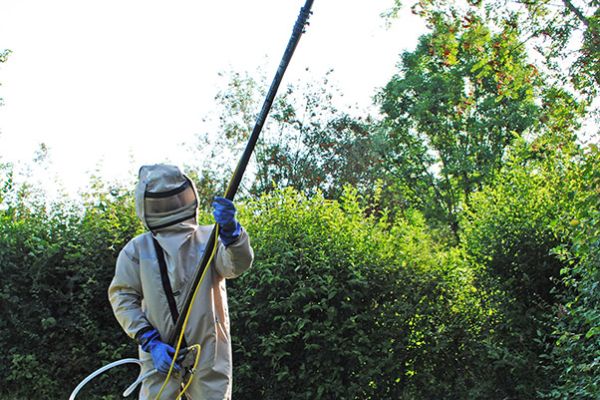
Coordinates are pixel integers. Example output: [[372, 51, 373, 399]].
[[135, 164, 198, 230]]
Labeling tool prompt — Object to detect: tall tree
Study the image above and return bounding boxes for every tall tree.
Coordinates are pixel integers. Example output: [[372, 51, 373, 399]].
[[377, 14, 541, 237], [195, 70, 381, 200], [252, 73, 379, 199], [388, 0, 599, 99]]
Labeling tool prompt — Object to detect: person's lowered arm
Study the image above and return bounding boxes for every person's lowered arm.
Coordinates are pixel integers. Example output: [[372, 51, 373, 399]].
[[108, 243, 152, 339]]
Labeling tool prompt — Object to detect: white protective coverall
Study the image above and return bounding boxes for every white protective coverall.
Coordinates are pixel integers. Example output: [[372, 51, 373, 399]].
[[108, 165, 254, 400]]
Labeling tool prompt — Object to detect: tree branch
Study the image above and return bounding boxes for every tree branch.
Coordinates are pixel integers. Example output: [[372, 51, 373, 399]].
[[561, 0, 589, 27]]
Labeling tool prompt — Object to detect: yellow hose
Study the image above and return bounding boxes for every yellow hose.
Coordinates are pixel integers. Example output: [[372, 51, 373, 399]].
[[176, 344, 202, 400], [154, 225, 220, 400]]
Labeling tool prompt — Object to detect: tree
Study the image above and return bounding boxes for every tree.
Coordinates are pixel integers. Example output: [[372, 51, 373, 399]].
[[388, 1, 599, 99], [185, 70, 266, 205], [0, 173, 142, 399], [541, 143, 600, 400], [377, 14, 541, 237], [196, 70, 381, 201], [252, 72, 380, 199]]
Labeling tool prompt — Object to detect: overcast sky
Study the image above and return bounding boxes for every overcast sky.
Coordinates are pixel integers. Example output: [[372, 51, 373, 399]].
[[0, 0, 427, 196]]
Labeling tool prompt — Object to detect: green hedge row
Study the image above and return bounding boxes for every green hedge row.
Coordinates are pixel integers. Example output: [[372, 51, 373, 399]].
[[230, 188, 494, 399], [0, 179, 494, 399], [0, 178, 141, 399], [1, 141, 597, 399], [461, 139, 600, 399]]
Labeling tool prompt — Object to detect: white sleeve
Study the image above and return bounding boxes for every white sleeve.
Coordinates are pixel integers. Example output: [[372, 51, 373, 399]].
[[214, 228, 254, 279]]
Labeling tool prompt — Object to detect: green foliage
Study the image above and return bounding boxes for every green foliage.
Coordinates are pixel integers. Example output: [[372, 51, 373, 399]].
[[199, 70, 381, 201], [460, 144, 564, 398], [0, 127, 596, 400], [0, 171, 498, 399], [377, 13, 541, 235], [543, 144, 600, 399], [229, 187, 495, 399], [252, 73, 380, 199], [388, 0, 599, 99], [380, 6, 595, 394], [460, 138, 599, 398], [0, 169, 142, 399]]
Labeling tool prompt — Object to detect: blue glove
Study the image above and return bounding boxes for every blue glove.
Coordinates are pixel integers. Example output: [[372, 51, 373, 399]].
[[137, 328, 181, 374], [212, 196, 242, 246]]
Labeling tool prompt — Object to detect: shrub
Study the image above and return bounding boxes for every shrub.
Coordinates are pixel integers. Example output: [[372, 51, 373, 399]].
[[230, 187, 495, 399], [0, 174, 141, 399], [460, 138, 599, 399], [544, 144, 600, 399]]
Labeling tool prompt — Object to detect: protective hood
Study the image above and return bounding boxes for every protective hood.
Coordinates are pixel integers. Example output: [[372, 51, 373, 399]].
[[135, 164, 199, 231]]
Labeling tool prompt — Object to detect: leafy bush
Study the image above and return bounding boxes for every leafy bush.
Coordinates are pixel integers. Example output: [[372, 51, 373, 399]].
[[0, 172, 141, 399], [460, 138, 599, 399], [2, 148, 596, 399], [543, 144, 600, 399], [230, 187, 495, 399]]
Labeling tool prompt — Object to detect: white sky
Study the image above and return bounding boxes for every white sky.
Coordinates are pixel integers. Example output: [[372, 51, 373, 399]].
[[0, 0, 427, 197]]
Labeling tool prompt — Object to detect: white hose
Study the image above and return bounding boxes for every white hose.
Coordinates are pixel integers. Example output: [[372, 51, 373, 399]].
[[123, 368, 159, 397], [69, 358, 157, 400]]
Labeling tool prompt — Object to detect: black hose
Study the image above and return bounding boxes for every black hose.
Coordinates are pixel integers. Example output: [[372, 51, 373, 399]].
[[168, 0, 315, 345]]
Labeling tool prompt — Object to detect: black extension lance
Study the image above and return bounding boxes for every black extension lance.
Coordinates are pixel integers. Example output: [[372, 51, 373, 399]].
[[168, 0, 316, 346]]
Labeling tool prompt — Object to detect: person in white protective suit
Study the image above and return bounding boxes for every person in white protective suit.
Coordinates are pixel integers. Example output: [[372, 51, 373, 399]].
[[108, 164, 254, 400]]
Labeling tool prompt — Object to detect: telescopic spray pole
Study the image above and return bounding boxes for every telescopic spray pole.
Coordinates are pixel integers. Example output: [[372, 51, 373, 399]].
[[168, 0, 315, 345]]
